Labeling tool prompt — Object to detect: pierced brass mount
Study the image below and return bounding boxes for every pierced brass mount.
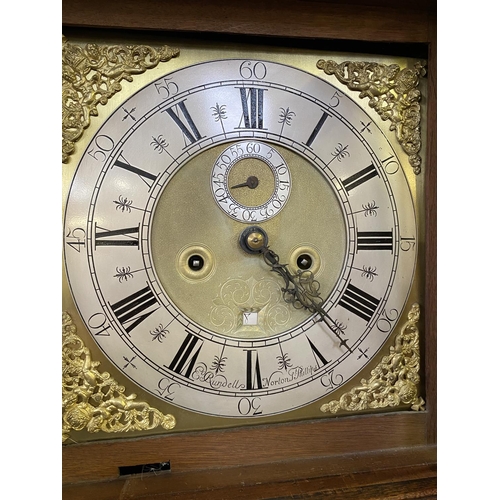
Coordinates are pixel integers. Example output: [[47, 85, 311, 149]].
[[62, 312, 176, 444], [320, 303, 425, 414], [62, 37, 179, 163], [317, 59, 426, 175]]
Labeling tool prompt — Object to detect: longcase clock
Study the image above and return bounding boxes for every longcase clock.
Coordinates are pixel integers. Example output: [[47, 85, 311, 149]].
[[62, 1, 436, 498]]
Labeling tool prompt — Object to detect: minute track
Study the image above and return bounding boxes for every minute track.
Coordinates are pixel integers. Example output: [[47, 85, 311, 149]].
[[64, 58, 418, 418]]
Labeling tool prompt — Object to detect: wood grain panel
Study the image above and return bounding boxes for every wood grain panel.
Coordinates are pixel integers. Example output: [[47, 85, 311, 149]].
[[62, 0, 434, 44], [424, 11, 437, 444], [63, 412, 428, 484], [63, 444, 436, 499]]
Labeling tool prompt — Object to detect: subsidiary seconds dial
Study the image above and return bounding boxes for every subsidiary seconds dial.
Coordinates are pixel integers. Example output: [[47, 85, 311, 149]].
[[211, 140, 291, 223]]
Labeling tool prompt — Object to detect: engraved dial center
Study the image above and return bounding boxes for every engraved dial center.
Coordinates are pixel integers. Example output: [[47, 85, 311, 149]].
[[151, 141, 345, 339]]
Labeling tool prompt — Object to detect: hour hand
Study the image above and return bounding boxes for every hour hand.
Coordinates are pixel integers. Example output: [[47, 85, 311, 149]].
[[230, 175, 259, 189]]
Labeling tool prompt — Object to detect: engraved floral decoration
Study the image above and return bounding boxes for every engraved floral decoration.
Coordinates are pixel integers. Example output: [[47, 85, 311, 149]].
[[62, 37, 180, 163], [317, 59, 426, 174], [209, 277, 291, 335], [320, 303, 425, 414], [62, 312, 176, 443]]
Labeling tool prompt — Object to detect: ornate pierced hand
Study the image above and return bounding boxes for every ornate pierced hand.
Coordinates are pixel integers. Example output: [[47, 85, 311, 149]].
[[239, 227, 351, 351]]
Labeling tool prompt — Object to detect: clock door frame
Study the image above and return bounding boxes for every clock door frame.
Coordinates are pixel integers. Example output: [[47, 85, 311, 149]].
[[62, 1, 437, 497]]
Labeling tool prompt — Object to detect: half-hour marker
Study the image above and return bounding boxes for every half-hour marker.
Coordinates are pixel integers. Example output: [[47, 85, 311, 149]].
[[113, 265, 144, 283], [211, 103, 228, 134], [278, 107, 296, 136], [341, 163, 379, 193], [211, 346, 227, 375], [338, 283, 380, 322]]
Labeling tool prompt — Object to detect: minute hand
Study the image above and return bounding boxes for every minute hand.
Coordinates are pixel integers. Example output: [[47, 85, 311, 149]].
[[260, 246, 351, 351]]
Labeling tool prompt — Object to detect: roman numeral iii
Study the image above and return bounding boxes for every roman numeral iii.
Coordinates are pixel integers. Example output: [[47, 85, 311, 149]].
[[357, 231, 393, 252]]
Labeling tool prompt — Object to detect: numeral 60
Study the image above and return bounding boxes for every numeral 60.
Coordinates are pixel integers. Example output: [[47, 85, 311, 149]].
[[239, 61, 267, 80]]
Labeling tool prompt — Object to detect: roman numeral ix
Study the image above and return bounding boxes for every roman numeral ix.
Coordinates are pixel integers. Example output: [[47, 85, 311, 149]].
[[94, 224, 139, 248]]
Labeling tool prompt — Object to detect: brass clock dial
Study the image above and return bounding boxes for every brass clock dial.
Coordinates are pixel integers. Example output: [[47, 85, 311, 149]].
[[64, 55, 418, 419]]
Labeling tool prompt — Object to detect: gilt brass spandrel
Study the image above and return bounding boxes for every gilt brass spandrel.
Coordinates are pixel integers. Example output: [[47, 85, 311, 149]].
[[62, 312, 176, 444], [62, 36, 180, 164], [317, 59, 427, 175], [320, 303, 425, 414]]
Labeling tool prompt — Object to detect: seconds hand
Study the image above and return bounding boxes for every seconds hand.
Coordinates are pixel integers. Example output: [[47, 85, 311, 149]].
[[230, 175, 259, 189], [238, 226, 351, 351]]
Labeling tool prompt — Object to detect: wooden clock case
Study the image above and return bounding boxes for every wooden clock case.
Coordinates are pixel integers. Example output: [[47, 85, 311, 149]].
[[62, 1, 437, 498]]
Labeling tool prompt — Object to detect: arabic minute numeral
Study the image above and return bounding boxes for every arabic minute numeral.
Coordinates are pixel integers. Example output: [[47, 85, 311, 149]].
[[66, 227, 86, 252], [239, 61, 267, 80], [330, 90, 342, 107], [376, 308, 399, 333], [87, 312, 112, 337], [156, 376, 180, 401], [154, 77, 179, 99], [381, 155, 400, 175], [400, 237, 416, 251], [238, 397, 262, 416], [87, 134, 114, 162], [321, 369, 344, 390]]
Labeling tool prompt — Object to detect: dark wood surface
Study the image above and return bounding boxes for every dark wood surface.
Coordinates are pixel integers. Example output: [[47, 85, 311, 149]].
[[63, 412, 429, 484], [62, 1, 437, 497], [63, 444, 437, 499], [62, 0, 435, 44]]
